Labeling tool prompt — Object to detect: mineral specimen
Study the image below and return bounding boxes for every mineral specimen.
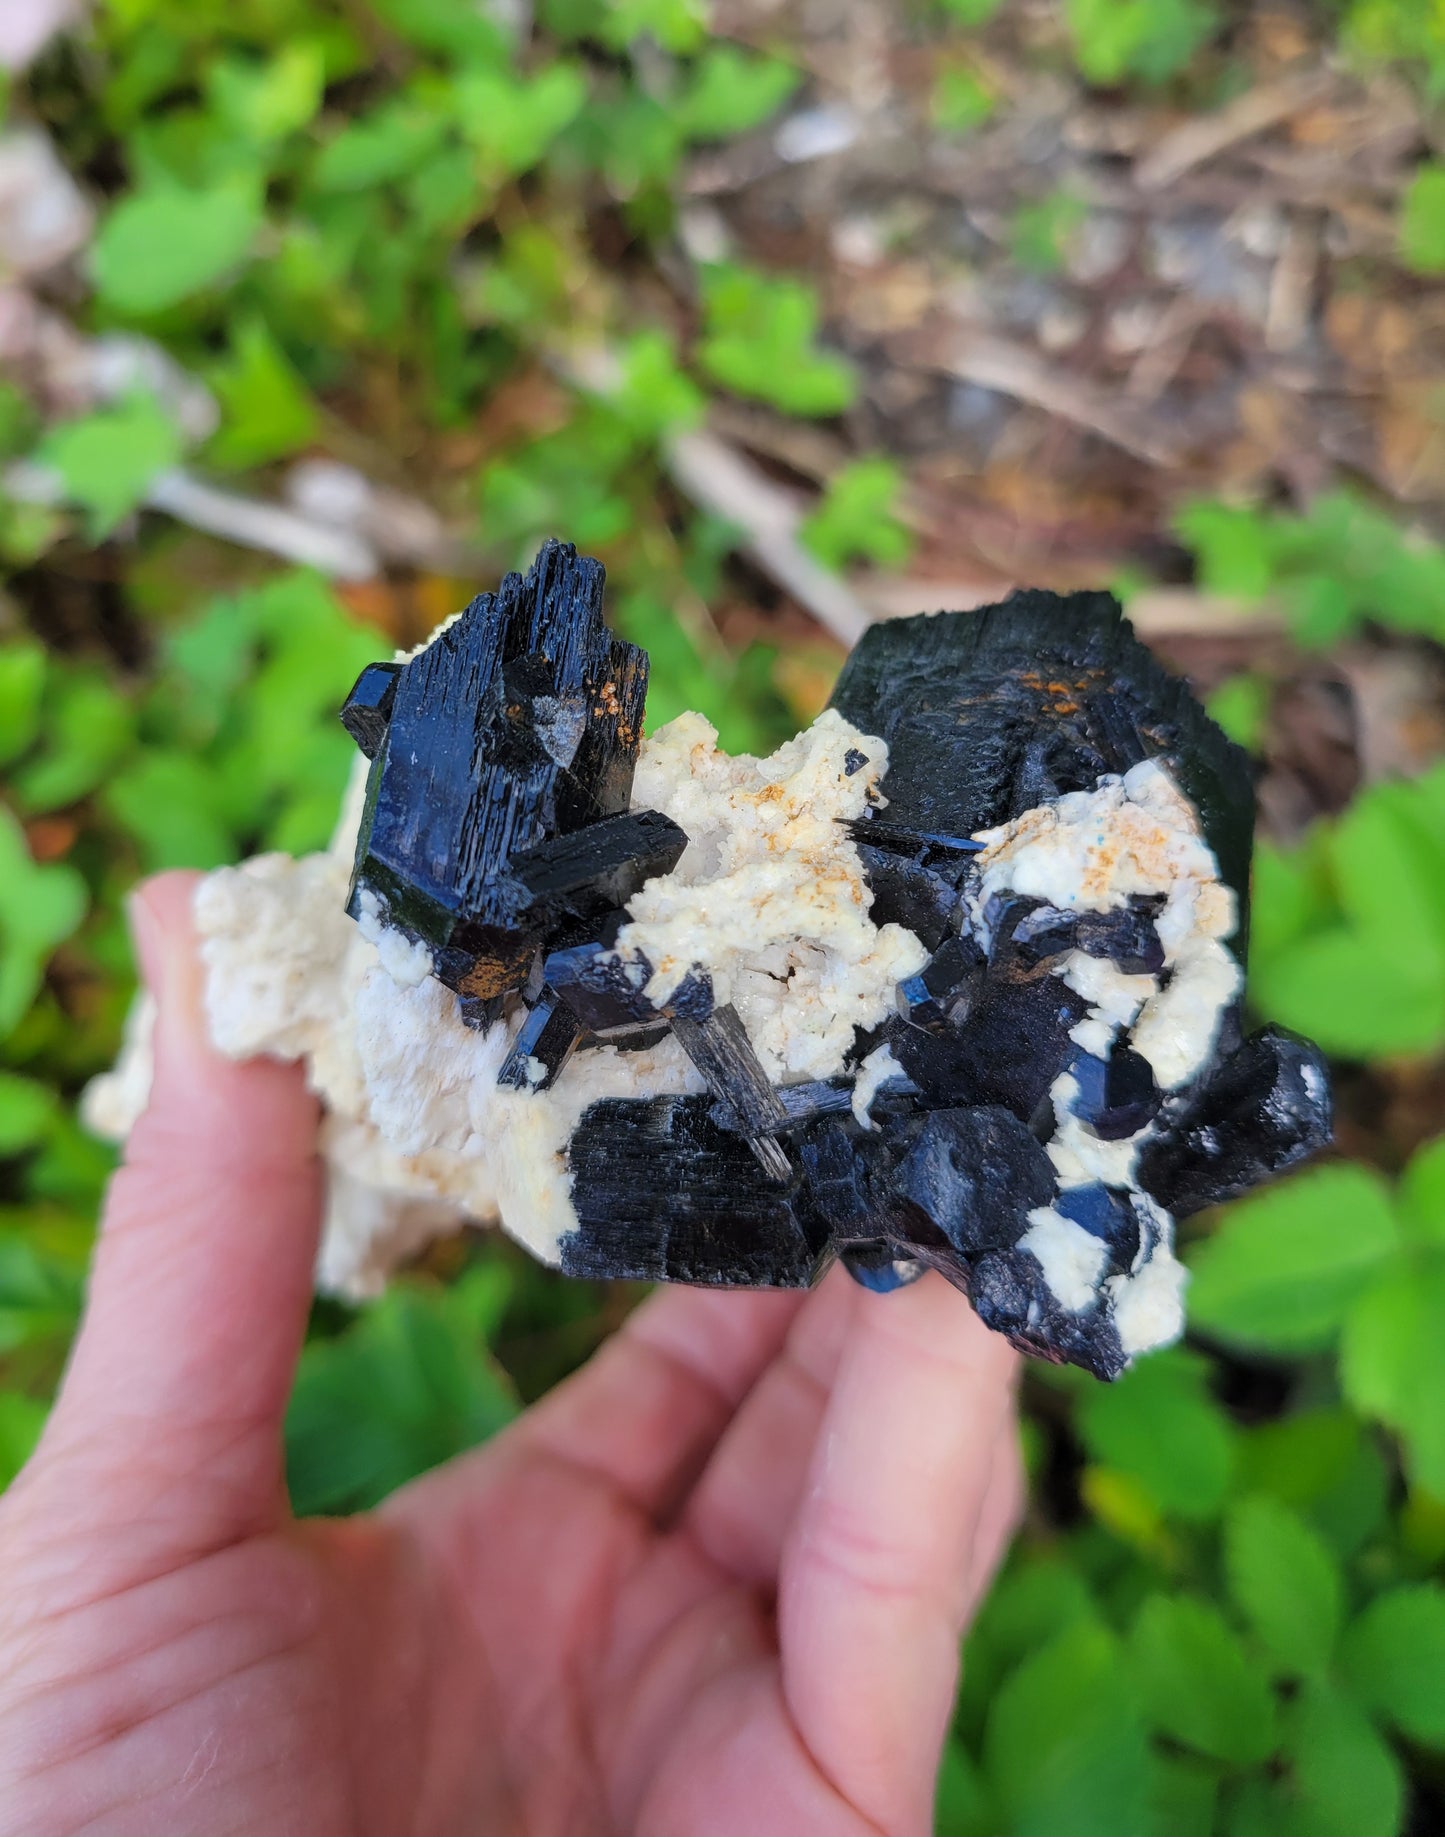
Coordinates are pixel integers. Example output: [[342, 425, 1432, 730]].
[[84, 544, 1333, 1380]]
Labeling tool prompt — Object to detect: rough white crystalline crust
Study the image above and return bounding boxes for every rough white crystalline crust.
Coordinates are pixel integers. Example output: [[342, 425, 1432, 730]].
[[968, 758, 1242, 1357], [85, 709, 923, 1297]]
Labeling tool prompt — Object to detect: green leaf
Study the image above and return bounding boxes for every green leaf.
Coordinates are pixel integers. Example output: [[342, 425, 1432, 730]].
[[1206, 672, 1270, 751], [0, 641, 46, 769], [1342, 1584, 1445, 1748], [0, 806, 88, 1038], [676, 44, 798, 140], [1177, 499, 1276, 600], [207, 319, 319, 469], [1342, 1258, 1445, 1496], [1252, 925, 1445, 1058], [0, 1073, 58, 1155], [286, 1268, 518, 1516], [103, 751, 234, 870], [1186, 1162, 1399, 1354], [1147, 1756, 1220, 1837], [454, 63, 586, 181], [312, 102, 450, 192], [1397, 1134, 1445, 1247], [35, 393, 183, 538], [1076, 1348, 1234, 1519], [932, 64, 996, 135], [1129, 1593, 1277, 1764], [934, 1736, 996, 1837], [801, 457, 913, 572], [1235, 1407, 1389, 1559], [698, 264, 857, 418], [983, 1621, 1155, 1836], [12, 671, 135, 813], [0, 1392, 46, 1491], [1224, 1495, 1343, 1678], [1010, 191, 1087, 273], [206, 41, 327, 144], [93, 182, 262, 313], [1401, 163, 1445, 273], [1065, 0, 1217, 86], [1282, 1679, 1405, 1837]]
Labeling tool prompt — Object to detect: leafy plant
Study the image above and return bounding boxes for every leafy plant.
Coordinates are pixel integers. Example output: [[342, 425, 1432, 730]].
[[1065, 0, 1219, 87], [1177, 491, 1445, 647], [698, 264, 858, 417], [1401, 161, 1445, 272], [801, 457, 913, 571]]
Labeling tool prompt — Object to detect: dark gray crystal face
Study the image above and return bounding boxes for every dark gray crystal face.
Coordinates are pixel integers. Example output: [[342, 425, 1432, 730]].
[[340, 552, 1333, 1380], [343, 539, 650, 1001]]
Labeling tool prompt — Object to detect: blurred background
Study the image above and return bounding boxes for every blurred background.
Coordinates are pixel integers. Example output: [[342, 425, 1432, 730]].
[[2, 1, 1445, 1831]]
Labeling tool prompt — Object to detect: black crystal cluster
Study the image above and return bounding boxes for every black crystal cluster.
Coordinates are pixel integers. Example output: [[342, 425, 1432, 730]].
[[342, 543, 1332, 1379]]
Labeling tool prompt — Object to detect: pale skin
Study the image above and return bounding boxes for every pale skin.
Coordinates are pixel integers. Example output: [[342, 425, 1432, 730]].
[[0, 873, 1022, 1837]]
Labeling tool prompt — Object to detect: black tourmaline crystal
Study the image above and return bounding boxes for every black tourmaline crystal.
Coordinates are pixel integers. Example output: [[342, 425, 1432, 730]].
[[341, 551, 1333, 1380]]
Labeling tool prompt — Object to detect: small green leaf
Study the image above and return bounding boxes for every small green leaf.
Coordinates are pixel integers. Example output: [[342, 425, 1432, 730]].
[[1206, 673, 1270, 751], [984, 1621, 1155, 1836], [0, 642, 46, 769], [207, 41, 327, 144], [104, 751, 234, 871], [207, 319, 319, 469], [36, 394, 183, 538], [1225, 1495, 1343, 1677], [1282, 1679, 1405, 1837], [676, 44, 798, 140], [1342, 1584, 1445, 1748], [93, 183, 262, 313], [1076, 1348, 1234, 1519], [1401, 163, 1445, 273], [1186, 1162, 1399, 1354], [1129, 1593, 1277, 1764], [455, 63, 586, 181], [0, 1392, 47, 1490], [1342, 1259, 1445, 1496], [0, 806, 88, 1038], [1177, 499, 1277, 600], [801, 457, 913, 572], [0, 1073, 58, 1156], [1010, 190, 1086, 273], [286, 1268, 518, 1516], [1398, 1134, 1445, 1247], [698, 264, 857, 418], [12, 671, 135, 813], [312, 102, 450, 192], [932, 65, 996, 135]]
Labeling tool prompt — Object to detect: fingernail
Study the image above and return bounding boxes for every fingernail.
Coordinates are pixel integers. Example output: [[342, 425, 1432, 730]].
[[127, 880, 210, 1067]]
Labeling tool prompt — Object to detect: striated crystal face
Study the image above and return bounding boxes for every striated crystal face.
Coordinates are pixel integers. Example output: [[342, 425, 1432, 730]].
[[338, 545, 1333, 1380]]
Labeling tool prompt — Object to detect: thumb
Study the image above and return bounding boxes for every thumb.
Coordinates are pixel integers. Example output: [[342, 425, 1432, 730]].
[[46, 871, 323, 1558]]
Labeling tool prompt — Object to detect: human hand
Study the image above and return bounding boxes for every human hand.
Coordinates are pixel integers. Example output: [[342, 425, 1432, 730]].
[[0, 872, 1022, 1837]]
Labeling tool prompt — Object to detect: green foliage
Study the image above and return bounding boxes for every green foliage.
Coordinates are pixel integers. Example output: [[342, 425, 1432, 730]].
[[92, 181, 263, 313], [1186, 1162, 1399, 1353], [801, 458, 913, 571], [1205, 672, 1270, 751], [698, 265, 858, 417], [1129, 1593, 1277, 1764], [206, 319, 319, 468], [1065, 0, 1218, 86], [1010, 190, 1087, 273], [4, 8, 1445, 1834], [286, 1265, 519, 1516], [1247, 765, 1445, 1059], [1177, 492, 1445, 647], [1224, 1496, 1342, 1678], [932, 64, 996, 135], [1342, 1584, 1445, 1746], [0, 809, 87, 1039], [36, 394, 182, 536], [1401, 161, 1445, 271], [1076, 1347, 1234, 1519]]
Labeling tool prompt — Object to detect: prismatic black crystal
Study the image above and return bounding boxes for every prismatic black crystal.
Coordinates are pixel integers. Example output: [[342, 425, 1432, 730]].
[[341, 551, 1333, 1380]]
